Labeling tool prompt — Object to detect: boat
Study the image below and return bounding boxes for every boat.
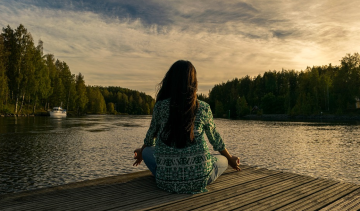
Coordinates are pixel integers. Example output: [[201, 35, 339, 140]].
[[49, 107, 67, 117]]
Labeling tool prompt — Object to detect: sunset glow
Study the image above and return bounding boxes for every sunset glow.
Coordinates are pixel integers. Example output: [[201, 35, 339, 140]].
[[1, 0, 359, 96]]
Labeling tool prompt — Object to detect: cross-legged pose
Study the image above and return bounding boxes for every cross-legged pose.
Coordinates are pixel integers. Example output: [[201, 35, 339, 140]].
[[133, 60, 240, 194]]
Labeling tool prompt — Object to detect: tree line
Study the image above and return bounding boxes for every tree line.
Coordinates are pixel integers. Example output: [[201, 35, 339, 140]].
[[205, 53, 360, 117], [2, 24, 359, 117], [0, 24, 154, 115]]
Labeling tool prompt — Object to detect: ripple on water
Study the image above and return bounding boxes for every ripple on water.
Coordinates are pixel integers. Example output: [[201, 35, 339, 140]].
[[0, 116, 359, 194]]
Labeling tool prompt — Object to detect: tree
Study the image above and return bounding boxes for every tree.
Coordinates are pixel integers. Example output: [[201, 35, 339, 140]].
[[264, 71, 277, 95], [107, 102, 115, 114], [142, 103, 150, 115], [86, 86, 106, 114], [197, 93, 208, 102], [332, 53, 360, 112], [75, 73, 88, 114], [2, 24, 35, 113], [292, 92, 313, 115], [0, 35, 9, 111], [57, 60, 76, 110], [239, 75, 251, 100], [29, 40, 52, 113], [51, 77, 65, 107], [1, 25, 16, 101], [261, 92, 276, 114], [1, 24, 156, 115], [236, 96, 250, 117], [45, 54, 57, 110], [341, 53, 360, 69], [215, 100, 224, 117]]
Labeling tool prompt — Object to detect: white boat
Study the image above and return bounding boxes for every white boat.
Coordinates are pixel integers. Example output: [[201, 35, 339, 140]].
[[49, 107, 67, 117]]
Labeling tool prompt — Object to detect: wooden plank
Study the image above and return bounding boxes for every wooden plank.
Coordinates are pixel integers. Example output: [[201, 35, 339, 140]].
[[0, 166, 250, 211], [0, 178, 158, 211], [191, 174, 313, 211], [127, 172, 296, 211], [5, 168, 258, 211], [1, 181, 161, 211], [83, 169, 278, 211], [0, 167, 251, 211], [0, 170, 153, 201], [276, 183, 359, 210], [306, 185, 359, 210], [319, 187, 360, 211], [239, 178, 336, 210], [0, 174, 157, 210], [1, 165, 360, 211], [35, 167, 265, 211], [80, 169, 275, 211]]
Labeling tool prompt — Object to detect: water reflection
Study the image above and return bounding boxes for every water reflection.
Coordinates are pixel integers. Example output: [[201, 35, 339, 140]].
[[0, 116, 359, 194], [0, 115, 152, 194], [213, 119, 360, 185]]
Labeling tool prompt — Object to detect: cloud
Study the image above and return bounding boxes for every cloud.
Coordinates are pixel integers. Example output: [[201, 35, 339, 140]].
[[11, 0, 174, 26], [1, 0, 360, 97]]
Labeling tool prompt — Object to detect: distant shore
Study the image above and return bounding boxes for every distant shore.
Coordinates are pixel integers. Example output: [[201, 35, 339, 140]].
[[243, 114, 360, 121], [2, 112, 360, 121], [0, 112, 134, 117], [0, 113, 37, 117]]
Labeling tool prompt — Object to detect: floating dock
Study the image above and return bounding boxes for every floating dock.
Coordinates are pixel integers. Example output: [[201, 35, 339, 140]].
[[1, 165, 360, 210]]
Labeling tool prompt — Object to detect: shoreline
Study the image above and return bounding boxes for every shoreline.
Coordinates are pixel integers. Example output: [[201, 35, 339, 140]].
[[242, 114, 360, 121], [0, 112, 145, 117], [3, 112, 360, 121]]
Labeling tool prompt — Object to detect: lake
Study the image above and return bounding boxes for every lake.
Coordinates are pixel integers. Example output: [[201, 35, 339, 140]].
[[0, 115, 359, 194]]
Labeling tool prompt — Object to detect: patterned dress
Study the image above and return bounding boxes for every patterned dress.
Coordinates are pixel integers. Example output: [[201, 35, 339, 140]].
[[144, 99, 226, 194]]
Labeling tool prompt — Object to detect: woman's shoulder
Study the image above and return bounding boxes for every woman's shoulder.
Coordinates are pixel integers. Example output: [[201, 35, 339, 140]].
[[197, 100, 211, 110], [154, 98, 170, 107]]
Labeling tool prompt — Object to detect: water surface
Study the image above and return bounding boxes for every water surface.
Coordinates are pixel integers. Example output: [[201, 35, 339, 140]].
[[0, 116, 359, 194]]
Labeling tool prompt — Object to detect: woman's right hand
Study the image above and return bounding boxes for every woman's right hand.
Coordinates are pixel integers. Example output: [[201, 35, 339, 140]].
[[133, 148, 143, 166], [228, 155, 241, 171], [220, 148, 241, 171]]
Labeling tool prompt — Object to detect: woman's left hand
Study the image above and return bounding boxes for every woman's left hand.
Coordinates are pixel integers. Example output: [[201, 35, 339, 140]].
[[228, 155, 241, 171], [133, 148, 143, 166]]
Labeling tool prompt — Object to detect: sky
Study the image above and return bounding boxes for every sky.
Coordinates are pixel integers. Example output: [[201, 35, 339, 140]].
[[1, 0, 360, 97]]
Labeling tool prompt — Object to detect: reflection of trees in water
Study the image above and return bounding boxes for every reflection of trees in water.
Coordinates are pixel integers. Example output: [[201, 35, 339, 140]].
[[0, 116, 81, 194], [0, 115, 150, 194], [1, 116, 359, 194]]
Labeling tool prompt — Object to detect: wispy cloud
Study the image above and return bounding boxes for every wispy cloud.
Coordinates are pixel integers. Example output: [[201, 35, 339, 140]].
[[1, 0, 360, 96]]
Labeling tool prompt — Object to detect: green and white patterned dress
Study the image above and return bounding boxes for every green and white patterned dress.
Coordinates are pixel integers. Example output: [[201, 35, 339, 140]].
[[144, 99, 226, 194]]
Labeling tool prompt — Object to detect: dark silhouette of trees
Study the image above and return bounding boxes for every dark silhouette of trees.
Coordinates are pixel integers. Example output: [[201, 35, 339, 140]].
[[98, 86, 155, 115], [205, 54, 360, 117], [0, 24, 154, 115], [1, 24, 359, 117]]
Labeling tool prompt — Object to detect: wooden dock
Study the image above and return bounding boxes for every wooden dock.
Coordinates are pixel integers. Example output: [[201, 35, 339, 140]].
[[1, 165, 360, 210]]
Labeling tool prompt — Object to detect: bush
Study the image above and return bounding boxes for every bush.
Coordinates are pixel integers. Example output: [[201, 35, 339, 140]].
[[0, 107, 12, 114], [261, 92, 276, 114], [236, 96, 250, 117]]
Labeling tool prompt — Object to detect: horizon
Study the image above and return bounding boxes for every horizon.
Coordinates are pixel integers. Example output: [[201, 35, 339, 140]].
[[1, 0, 360, 97]]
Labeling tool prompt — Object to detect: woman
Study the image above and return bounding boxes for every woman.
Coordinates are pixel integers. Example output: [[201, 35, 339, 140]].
[[133, 60, 240, 194]]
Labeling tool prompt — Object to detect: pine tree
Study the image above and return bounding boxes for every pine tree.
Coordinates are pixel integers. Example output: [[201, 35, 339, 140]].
[[0, 35, 9, 111], [75, 73, 88, 115]]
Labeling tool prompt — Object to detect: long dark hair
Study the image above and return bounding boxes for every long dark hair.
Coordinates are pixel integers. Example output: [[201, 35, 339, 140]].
[[156, 60, 199, 148]]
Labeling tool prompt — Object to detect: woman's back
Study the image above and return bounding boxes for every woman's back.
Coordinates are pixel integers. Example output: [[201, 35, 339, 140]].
[[133, 60, 240, 194], [144, 98, 226, 193]]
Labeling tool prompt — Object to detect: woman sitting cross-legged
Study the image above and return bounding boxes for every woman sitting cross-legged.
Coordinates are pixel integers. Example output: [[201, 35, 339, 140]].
[[133, 60, 240, 194]]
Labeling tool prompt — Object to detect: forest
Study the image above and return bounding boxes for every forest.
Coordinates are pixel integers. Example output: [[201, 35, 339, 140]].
[[0, 24, 155, 115], [205, 53, 360, 118], [1, 24, 359, 118]]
